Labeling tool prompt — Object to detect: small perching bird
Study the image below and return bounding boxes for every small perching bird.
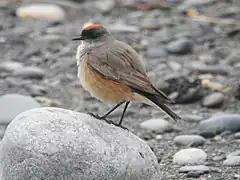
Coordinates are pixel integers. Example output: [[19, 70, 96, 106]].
[[73, 24, 181, 129]]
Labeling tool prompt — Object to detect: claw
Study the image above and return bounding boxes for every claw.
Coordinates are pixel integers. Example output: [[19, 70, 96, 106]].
[[87, 112, 113, 124], [112, 122, 128, 131], [87, 112, 128, 130]]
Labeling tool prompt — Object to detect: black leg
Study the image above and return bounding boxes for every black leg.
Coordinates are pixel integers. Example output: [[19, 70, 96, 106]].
[[101, 101, 125, 119], [88, 101, 125, 121], [88, 101, 130, 130], [113, 101, 130, 130]]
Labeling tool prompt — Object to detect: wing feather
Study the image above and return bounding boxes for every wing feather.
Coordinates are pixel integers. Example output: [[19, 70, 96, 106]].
[[84, 40, 173, 103]]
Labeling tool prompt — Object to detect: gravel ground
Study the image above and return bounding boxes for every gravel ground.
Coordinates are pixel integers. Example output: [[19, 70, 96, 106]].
[[0, 0, 240, 179]]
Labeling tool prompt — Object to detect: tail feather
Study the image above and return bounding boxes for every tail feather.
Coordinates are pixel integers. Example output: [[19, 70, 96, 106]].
[[149, 96, 181, 121], [132, 88, 181, 121]]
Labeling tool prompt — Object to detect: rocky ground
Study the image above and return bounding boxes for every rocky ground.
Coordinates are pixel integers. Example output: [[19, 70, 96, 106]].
[[0, 0, 240, 179]]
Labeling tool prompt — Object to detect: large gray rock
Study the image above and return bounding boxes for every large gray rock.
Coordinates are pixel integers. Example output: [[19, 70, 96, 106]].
[[0, 107, 160, 180]]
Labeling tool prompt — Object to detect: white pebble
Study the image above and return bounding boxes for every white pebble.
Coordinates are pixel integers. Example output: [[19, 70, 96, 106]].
[[16, 4, 65, 21]]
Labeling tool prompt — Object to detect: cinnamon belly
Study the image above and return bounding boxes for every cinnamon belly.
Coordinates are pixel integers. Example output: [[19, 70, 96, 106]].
[[78, 60, 133, 104]]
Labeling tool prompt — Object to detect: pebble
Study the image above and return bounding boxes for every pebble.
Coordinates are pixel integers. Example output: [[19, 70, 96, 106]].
[[201, 92, 224, 108], [95, 0, 115, 13], [223, 156, 240, 166], [198, 114, 240, 137], [0, 94, 40, 125], [227, 54, 240, 66], [190, 61, 229, 76], [173, 148, 207, 165], [140, 118, 172, 133], [227, 150, 240, 158], [24, 84, 47, 97], [217, 6, 240, 18], [179, 165, 209, 173], [168, 61, 182, 71], [16, 3, 65, 21], [13, 66, 45, 79], [174, 135, 206, 146], [182, 115, 203, 122], [5, 77, 26, 87], [166, 38, 193, 54], [234, 132, 240, 139], [212, 47, 232, 60], [186, 171, 202, 178], [35, 96, 62, 107], [212, 155, 225, 161], [146, 46, 167, 58], [108, 23, 139, 33], [178, 0, 216, 12], [0, 61, 23, 72], [156, 134, 163, 140], [168, 87, 204, 104], [5, 27, 32, 43]]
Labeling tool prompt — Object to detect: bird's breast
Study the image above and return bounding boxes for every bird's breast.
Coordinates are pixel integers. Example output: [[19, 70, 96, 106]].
[[77, 58, 133, 104]]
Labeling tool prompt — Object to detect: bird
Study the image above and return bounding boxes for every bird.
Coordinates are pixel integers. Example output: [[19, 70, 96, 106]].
[[73, 24, 181, 129]]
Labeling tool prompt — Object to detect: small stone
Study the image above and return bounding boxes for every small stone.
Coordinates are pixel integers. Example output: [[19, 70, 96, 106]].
[[140, 119, 171, 133], [108, 23, 139, 33], [166, 38, 193, 54], [212, 155, 225, 161], [235, 132, 240, 139], [186, 171, 202, 178], [24, 84, 47, 97], [179, 165, 209, 173], [156, 135, 163, 140], [35, 96, 62, 107], [198, 114, 240, 137], [95, 0, 115, 13], [141, 20, 161, 30], [227, 54, 240, 66], [201, 92, 224, 108], [5, 77, 25, 87], [178, 0, 216, 12], [0, 94, 40, 124], [0, 61, 23, 72], [227, 150, 240, 158], [6, 27, 32, 42], [0, 107, 161, 179], [16, 3, 65, 21], [217, 6, 240, 18], [169, 88, 204, 104], [182, 115, 203, 122], [146, 47, 167, 58], [212, 47, 232, 60], [234, 174, 240, 179], [234, 62, 240, 68], [223, 156, 240, 166], [190, 62, 229, 76], [13, 66, 45, 79], [168, 61, 181, 71], [174, 135, 206, 146], [173, 148, 207, 165]]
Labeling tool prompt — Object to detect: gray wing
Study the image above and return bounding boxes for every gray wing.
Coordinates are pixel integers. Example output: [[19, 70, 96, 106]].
[[86, 40, 172, 102]]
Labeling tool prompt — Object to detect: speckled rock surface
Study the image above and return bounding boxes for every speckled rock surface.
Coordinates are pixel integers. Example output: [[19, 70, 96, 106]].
[[0, 107, 160, 180]]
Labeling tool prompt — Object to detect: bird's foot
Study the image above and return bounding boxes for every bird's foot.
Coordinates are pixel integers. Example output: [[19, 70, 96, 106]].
[[87, 112, 128, 130], [111, 122, 128, 131], [87, 112, 113, 124]]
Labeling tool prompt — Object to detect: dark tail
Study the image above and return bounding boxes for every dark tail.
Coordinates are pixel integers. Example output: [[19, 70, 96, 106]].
[[133, 88, 181, 121], [149, 95, 181, 121]]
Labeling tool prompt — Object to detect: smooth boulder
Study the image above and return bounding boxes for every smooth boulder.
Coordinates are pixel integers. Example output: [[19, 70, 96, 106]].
[[0, 107, 160, 180]]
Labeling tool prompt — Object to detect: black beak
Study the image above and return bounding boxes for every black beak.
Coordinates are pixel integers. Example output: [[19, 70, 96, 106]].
[[72, 35, 85, 41]]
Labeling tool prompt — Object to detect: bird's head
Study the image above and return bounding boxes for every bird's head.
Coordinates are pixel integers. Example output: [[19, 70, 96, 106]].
[[72, 24, 112, 43]]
